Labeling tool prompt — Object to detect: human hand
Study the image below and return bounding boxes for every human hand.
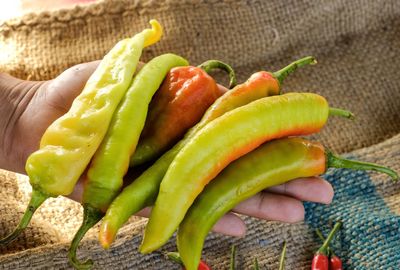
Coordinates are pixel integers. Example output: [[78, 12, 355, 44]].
[[0, 62, 334, 236], [0, 61, 100, 174]]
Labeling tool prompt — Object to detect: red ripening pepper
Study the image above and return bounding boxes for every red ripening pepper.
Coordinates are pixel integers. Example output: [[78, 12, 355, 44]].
[[315, 229, 343, 270], [311, 222, 342, 270], [330, 255, 343, 270], [130, 60, 235, 166]]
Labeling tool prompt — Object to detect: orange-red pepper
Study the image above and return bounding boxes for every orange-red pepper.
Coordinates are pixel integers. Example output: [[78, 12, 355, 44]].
[[130, 60, 235, 166]]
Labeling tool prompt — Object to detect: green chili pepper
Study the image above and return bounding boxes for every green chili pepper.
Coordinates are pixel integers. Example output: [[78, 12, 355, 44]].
[[176, 138, 397, 270], [130, 60, 236, 167], [140, 93, 355, 253], [0, 20, 163, 245], [67, 53, 188, 270], [99, 57, 316, 248]]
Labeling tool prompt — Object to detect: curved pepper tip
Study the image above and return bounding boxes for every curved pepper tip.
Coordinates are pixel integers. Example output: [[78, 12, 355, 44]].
[[143, 19, 163, 47], [98, 226, 114, 250]]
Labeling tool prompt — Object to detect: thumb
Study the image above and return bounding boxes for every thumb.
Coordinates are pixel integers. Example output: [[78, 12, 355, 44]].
[[44, 61, 100, 113]]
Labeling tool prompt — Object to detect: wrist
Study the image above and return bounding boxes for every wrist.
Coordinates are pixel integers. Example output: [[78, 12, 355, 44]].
[[0, 73, 42, 173]]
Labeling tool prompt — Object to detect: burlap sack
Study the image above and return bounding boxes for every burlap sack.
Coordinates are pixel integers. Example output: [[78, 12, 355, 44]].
[[0, 0, 399, 269]]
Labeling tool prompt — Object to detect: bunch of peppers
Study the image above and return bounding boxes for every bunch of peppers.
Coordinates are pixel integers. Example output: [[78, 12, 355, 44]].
[[0, 20, 398, 270]]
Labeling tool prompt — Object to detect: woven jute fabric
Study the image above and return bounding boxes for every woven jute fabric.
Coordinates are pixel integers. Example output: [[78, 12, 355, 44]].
[[0, 0, 399, 269]]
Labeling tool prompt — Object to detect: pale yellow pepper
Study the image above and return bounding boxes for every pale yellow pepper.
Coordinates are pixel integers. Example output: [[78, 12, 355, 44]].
[[0, 20, 163, 246]]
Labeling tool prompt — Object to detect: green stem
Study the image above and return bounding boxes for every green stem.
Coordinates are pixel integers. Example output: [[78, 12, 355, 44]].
[[327, 151, 398, 181], [315, 229, 334, 257], [253, 258, 259, 270], [318, 222, 341, 255], [328, 107, 355, 120], [0, 189, 48, 245], [230, 244, 236, 270], [198, 60, 237, 89], [278, 241, 287, 270], [166, 252, 183, 265], [68, 205, 104, 270], [272, 56, 317, 85]]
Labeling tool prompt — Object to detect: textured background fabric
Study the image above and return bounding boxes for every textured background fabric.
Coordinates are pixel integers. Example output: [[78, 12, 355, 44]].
[[0, 0, 399, 269]]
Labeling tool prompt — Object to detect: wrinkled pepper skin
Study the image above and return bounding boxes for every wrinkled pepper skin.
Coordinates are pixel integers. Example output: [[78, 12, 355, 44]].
[[0, 20, 162, 246], [130, 66, 226, 167], [99, 57, 317, 248], [27, 20, 162, 196], [68, 54, 188, 269], [177, 138, 326, 270], [99, 69, 281, 248], [141, 93, 332, 253]]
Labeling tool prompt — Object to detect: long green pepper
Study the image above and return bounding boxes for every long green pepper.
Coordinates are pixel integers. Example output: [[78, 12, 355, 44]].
[[0, 20, 162, 245], [141, 93, 353, 253], [68, 54, 188, 269], [177, 138, 397, 270], [99, 57, 317, 248]]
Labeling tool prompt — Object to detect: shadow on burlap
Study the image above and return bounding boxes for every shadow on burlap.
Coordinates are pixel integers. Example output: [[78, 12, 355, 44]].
[[0, 0, 399, 269]]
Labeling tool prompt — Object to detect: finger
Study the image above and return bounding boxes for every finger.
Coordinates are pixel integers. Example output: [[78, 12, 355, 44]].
[[233, 192, 305, 223], [217, 83, 229, 95], [68, 178, 84, 202], [266, 177, 334, 204], [211, 212, 246, 237], [135, 207, 246, 237], [135, 207, 152, 218]]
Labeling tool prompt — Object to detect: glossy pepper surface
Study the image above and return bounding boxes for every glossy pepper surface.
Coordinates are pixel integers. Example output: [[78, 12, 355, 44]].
[[141, 93, 350, 253], [99, 57, 316, 248], [315, 229, 343, 270], [176, 138, 397, 270], [311, 222, 342, 270], [130, 60, 235, 167], [68, 54, 188, 269], [0, 20, 163, 245]]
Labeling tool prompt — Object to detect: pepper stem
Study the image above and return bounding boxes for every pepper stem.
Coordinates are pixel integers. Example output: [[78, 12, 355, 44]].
[[230, 244, 236, 270], [198, 60, 237, 89], [329, 107, 355, 119], [253, 258, 260, 270], [318, 222, 342, 255], [278, 241, 287, 270], [166, 252, 183, 265], [326, 151, 399, 181], [68, 205, 104, 270], [272, 56, 317, 85], [316, 229, 335, 257], [0, 189, 48, 245]]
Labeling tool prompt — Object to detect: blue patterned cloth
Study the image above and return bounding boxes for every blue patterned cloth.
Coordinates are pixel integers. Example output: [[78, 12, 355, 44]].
[[305, 165, 400, 269]]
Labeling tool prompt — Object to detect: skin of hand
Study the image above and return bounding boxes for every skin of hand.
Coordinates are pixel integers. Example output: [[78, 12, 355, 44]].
[[0, 62, 334, 237]]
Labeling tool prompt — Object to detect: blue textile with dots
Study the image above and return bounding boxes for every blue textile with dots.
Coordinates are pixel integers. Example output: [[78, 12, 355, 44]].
[[304, 167, 400, 270]]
